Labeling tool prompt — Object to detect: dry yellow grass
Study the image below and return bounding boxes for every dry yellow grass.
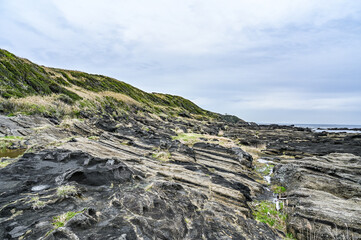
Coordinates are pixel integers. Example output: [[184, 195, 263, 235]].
[[64, 86, 141, 106], [63, 86, 90, 99], [239, 144, 267, 160], [10, 95, 74, 115], [100, 91, 140, 106], [172, 132, 239, 148], [12, 95, 55, 106], [1, 84, 144, 119], [42, 67, 64, 79], [148, 113, 163, 121]]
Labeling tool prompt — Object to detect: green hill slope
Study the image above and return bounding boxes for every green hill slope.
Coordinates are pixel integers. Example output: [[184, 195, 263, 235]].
[[0, 49, 242, 122]]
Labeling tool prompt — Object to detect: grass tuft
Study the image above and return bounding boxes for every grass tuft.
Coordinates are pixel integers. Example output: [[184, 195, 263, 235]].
[[271, 185, 286, 194], [56, 185, 78, 198], [88, 136, 100, 141], [0, 159, 14, 168], [0, 136, 24, 150], [52, 209, 84, 228], [152, 151, 171, 162], [31, 197, 46, 209], [250, 200, 287, 232], [172, 133, 235, 147], [172, 133, 204, 145], [256, 164, 274, 176]]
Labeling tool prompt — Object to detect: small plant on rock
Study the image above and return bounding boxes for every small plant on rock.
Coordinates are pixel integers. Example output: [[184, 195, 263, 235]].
[[172, 133, 204, 145], [0, 159, 14, 168], [141, 126, 150, 132], [285, 233, 297, 240], [56, 185, 78, 198], [52, 210, 84, 228], [0, 136, 24, 150], [255, 164, 274, 176], [152, 151, 171, 162], [88, 136, 100, 141], [271, 185, 286, 194], [31, 196, 46, 209]]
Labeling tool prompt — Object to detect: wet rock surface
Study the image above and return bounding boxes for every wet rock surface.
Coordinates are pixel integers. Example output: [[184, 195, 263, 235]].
[[1, 114, 361, 239]]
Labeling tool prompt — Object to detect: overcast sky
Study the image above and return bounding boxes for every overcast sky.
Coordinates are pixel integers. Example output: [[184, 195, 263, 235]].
[[1, 0, 361, 124]]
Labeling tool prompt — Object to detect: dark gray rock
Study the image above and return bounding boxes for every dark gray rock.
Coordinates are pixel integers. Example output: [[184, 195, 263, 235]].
[[272, 153, 361, 240], [0, 149, 280, 240]]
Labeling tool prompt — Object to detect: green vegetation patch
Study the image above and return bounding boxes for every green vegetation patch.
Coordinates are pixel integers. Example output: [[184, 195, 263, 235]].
[[250, 200, 287, 232], [53, 210, 83, 228], [0, 159, 16, 168], [0, 136, 23, 149], [51, 209, 86, 231], [285, 233, 297, 240], [172, 133, 205, 145], [271, 185, 286, 194], [0, 49, 81, 100], [88, 136, 100, 141], [254, 163, 274, 176], [44, 209, 86, 237], [0, 136, 24, 140]]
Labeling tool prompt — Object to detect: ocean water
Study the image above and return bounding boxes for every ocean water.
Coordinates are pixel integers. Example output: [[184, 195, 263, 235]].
[[258, 123, 361, 133], [291, 124, 361, 133]]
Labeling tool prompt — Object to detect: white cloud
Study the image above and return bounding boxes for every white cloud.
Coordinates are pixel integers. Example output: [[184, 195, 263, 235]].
[[47, 0, 361, 54], [1, 0, 361, 124], [3, 0, 361, 58]]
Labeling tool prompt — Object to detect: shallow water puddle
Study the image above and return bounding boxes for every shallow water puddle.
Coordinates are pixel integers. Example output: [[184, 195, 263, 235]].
[[31, 185, 50, 192], [0, 148, 26, 158]]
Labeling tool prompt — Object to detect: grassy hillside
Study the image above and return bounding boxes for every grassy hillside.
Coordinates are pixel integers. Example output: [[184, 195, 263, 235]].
[[0, 49, 242, 122]]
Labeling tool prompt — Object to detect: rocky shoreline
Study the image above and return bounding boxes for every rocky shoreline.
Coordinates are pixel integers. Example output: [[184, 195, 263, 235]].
[[1, 114, 360, 239]]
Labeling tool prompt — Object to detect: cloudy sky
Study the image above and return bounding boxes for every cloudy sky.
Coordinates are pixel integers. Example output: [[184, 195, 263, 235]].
[[1, 0, 361, 124]]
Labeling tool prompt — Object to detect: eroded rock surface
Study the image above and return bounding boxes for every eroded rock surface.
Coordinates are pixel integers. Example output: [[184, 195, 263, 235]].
[[1, 113, 361, 240], [0, 113, 284, 240], [273, 153, 361, 240], [0, 148, 280, 240]]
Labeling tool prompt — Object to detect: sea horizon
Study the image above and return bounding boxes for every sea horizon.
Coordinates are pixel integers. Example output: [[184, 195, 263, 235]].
[[257, 122, 361, 133]]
